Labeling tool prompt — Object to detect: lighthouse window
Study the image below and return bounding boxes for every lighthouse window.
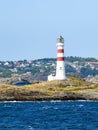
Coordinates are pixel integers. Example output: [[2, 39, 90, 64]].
[[60, 67, 62, 70]]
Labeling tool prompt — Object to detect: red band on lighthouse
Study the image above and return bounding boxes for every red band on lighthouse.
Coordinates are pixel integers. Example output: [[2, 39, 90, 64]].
[[57, 57, 64, 61], [57, 49, 64, 53]]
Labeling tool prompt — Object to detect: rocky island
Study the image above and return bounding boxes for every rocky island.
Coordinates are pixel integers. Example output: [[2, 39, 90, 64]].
[[0, 76, 98, 101]]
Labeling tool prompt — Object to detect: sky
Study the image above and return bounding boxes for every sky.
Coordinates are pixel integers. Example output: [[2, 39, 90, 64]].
[[0, 0, 98, 61]]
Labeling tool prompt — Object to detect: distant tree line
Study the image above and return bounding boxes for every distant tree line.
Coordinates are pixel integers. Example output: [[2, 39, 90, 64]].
[[0, 56, 98, 78], [65, 56, 98, 62], [34, 56, 98, 63]]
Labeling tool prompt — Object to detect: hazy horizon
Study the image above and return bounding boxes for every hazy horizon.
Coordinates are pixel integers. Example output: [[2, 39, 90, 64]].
[[0, 0, 98, 60]]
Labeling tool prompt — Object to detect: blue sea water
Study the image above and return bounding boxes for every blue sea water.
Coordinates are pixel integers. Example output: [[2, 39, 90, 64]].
[[0, 101, 98, 130]]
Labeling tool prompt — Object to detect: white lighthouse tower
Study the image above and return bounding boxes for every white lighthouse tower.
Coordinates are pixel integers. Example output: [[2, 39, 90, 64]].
[[48, 36, 66, 81], [55, 36, 66, 80]]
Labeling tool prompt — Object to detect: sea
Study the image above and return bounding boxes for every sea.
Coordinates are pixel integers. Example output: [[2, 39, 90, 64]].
[[0, 101, 98, 130]]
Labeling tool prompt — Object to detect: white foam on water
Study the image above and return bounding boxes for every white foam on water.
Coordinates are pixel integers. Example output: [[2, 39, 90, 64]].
[[28, 126, 34, 130], [50, 100, 62, 102], [53, 107, 59, 110], [4, 104, 12, 108], [3, 101, 22, 103], [78, 104, 84, 107], [42, 105, 51, 110]]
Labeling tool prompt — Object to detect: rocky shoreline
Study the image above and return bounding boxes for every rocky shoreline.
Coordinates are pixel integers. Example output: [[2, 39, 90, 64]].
[[0, 91, 98, 101], [0, 77, 98, 101]]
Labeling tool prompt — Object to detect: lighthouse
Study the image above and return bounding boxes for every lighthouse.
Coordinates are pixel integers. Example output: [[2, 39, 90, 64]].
[[55, 36, 66, 80], [48, 36, 66, 81]]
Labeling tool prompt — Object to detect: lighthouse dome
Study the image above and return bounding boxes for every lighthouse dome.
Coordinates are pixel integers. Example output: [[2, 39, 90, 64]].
[[57, 36, 64, 43]]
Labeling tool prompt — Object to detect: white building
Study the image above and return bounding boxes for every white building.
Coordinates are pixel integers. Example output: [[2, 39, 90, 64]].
[[48, 36, 66, 81]]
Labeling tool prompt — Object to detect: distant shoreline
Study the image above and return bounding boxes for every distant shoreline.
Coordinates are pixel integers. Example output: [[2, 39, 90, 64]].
[[0, 99, 98, 102], [0, 90, 98, 102]]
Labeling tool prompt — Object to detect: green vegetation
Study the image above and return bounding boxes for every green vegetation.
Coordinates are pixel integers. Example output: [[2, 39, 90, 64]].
[[65, 56, 98, 62], [0, 77, 98, 101], [0, 56, 98, 78]]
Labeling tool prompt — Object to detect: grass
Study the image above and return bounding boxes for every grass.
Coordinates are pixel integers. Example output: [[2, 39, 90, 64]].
[[0, 76, 98, 96]]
